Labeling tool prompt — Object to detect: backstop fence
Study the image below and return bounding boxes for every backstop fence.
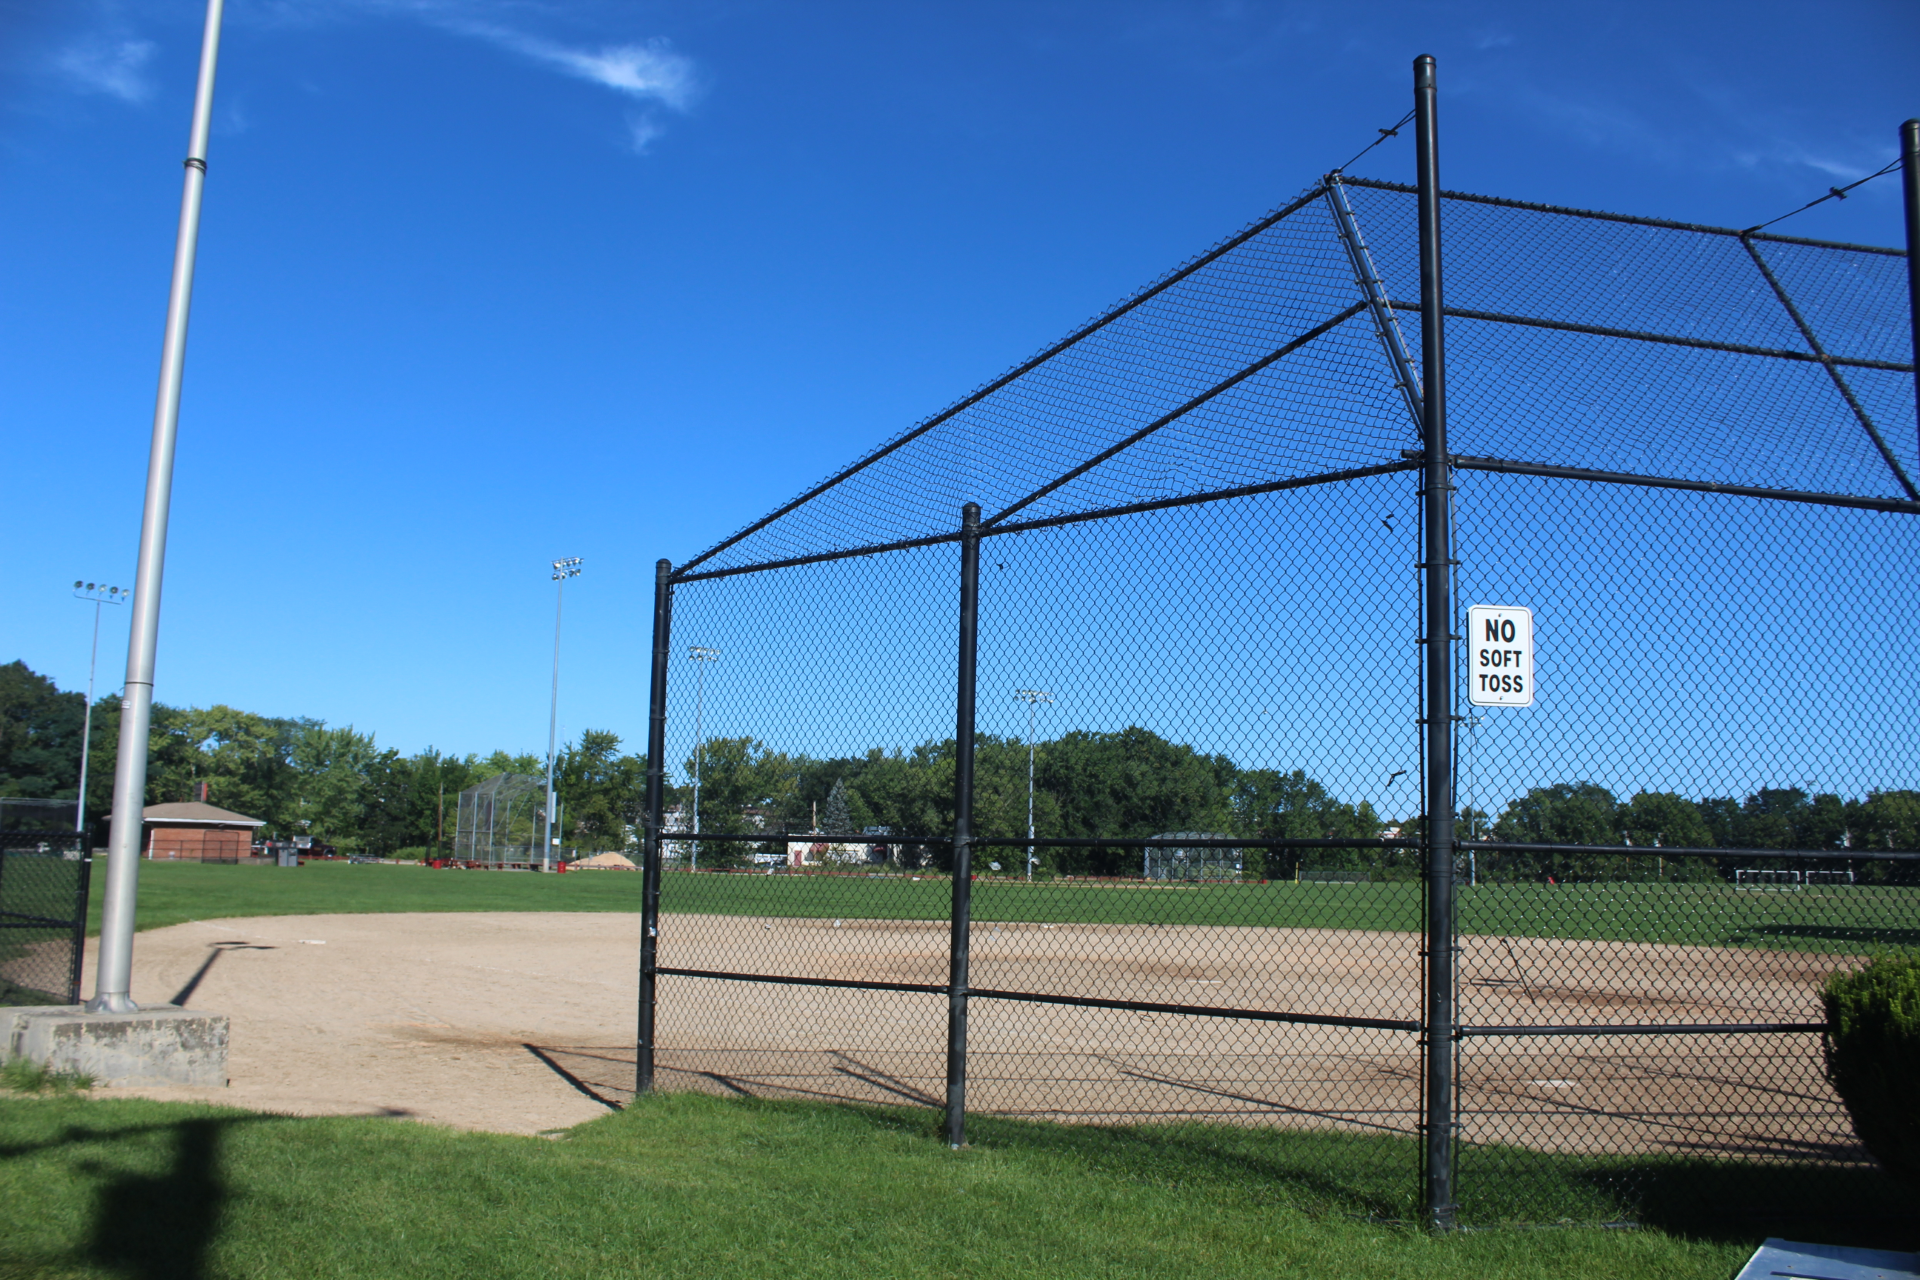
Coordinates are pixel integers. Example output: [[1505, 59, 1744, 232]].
[[0, 832, 92, 1007], [631, 75, 1920, 1228]]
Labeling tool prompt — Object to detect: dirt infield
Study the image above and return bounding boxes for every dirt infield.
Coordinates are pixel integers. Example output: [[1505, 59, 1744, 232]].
[[81, 911, 1863, 1160]]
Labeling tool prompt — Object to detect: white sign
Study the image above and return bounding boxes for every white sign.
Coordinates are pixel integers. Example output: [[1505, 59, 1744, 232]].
[[1467, 605, 1534, 707]]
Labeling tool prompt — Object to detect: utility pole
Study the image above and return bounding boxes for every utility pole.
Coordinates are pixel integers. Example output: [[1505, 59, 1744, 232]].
[[91, 0, 226, 1015]]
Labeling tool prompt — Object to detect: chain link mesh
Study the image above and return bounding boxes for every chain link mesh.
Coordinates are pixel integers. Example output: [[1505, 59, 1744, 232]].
[[1, 833, 90, 1007], [647, 175, 1919, 1226]]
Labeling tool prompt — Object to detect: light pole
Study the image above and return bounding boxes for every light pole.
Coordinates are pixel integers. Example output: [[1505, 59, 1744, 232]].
[[687, 646, 719, 872], [71, 583, 127, 836], [1014, 689, 1052, 881], [91, 0, 225, 1015], [545, 558, 582, 873]]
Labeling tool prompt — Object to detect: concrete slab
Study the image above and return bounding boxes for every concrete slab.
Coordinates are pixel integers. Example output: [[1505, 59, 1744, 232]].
[[2, 1004, 228, 1088], [1735, 1238, 1920, 1280]]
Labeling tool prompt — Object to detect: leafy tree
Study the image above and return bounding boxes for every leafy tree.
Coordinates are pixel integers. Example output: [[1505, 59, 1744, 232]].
[[1618, 791, 1712, 849], [1855, 790, 1920, 851], [1035, 727, 1235, 875], [1231, 768, 1381, 879], [1492, 782, 1619, 845], [0, 661, 84, 803], [556, 730, 646, 852]]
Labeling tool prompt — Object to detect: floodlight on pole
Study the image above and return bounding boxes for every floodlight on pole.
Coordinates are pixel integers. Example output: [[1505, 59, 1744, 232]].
[[545, 558, 582, 873], [71, 583, 127, 836], [91, 0, 225, 1015], [1014, 689, 1053, 881], [687, 646, 719, 873]]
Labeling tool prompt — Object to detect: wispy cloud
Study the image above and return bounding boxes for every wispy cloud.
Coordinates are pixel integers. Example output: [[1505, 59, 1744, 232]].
[[378, 8, 701, 149], [625, 113, 666, 155], [474, 32, 697, 111], [52, 36, 156, 104]]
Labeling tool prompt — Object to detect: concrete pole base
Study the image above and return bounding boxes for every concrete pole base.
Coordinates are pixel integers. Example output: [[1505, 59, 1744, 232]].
[[3, 1004, 229, 1088]]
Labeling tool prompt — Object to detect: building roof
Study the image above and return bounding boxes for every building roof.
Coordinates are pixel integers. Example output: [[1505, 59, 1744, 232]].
[[141, 801, 267, 828]]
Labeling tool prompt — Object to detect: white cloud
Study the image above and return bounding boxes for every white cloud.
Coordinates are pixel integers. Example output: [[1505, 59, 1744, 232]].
[[52, 36, 156, 104], [452, 23, 697, 111], [625, 112, 665, 155]]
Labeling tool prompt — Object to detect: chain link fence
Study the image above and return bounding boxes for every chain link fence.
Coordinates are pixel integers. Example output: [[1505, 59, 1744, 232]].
[[629, 99, 1919, 1227], [1, 832, 92, 1007]]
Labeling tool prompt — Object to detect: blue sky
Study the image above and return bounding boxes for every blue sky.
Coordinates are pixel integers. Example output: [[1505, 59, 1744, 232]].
[[2, 0, 1915, 765]]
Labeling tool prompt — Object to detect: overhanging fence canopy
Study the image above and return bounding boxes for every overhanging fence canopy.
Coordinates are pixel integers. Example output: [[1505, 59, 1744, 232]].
[[636, 81, 1919, 1232]]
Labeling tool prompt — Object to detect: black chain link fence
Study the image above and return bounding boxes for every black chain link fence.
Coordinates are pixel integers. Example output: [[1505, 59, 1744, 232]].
[[1, 833, 92, 1008], [631, 152, 1919, 1228]]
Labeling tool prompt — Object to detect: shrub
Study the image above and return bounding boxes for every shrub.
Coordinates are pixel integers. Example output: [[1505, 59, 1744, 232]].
[[1822, 954, 1920, 1183]]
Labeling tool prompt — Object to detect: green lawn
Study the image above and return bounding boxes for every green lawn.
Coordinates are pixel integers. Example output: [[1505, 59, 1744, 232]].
[[7, 1086, 1893, 1280], [93, 860, 1918, 953]]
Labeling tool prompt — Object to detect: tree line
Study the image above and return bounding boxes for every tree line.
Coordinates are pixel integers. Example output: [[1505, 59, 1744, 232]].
[[4, 660, 1916, 869], [0, 662, 645, 857]]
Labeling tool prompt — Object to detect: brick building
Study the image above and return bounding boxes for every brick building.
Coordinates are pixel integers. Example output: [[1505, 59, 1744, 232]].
[[142, 801, 266, 862]]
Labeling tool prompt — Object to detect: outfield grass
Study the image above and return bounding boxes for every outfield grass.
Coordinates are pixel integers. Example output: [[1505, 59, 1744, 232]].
[[6, 1086, 1884, 1280], [94, 860, 1918, 952]]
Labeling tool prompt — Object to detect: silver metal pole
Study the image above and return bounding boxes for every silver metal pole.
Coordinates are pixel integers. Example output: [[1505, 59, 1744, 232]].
[[75, 600, 102, 835], [692, 659, 705, 873], [1026, 700, 1035, 882], [90, 0, 225, 1014], [545, 577, 563, 874]]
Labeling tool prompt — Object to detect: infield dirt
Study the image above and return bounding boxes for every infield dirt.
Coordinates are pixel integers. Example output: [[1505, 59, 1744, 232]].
[[79, 911, 1858, 1160]]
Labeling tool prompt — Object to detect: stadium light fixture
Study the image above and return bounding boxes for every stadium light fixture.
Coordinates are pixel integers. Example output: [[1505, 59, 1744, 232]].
[[545, 558, 583, 873], [1014, 689, 1054, 881]]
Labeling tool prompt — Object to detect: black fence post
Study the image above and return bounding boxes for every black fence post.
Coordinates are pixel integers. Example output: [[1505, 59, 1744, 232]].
[[1901, 118, 1920, 456], [636, 558, 674, 1096], [1414, 52, 1459, 1233], [946, 502, 982, 1148], [69, 844, 93, 1004]]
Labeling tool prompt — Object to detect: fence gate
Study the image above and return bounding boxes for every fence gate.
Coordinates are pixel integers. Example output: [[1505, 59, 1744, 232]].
[[0, 833, 93, 1007], [631, 64, 1920, 1228]]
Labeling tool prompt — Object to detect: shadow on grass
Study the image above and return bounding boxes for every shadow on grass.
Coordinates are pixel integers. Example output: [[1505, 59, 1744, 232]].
[[825, 1101, 1421, 1222], [667, 1092, 1915, 1244], [1457, 1144, 1916, 1248], [0, 1110, 298, 1280]]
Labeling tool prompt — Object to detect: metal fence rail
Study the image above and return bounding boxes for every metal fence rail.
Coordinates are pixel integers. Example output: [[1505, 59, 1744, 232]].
[[633, 62, 1920, 1228], [0, 832, 92, 1007]]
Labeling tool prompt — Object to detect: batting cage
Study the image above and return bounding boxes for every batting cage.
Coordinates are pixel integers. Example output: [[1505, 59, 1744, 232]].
[[628, 68, 1920, 1228]]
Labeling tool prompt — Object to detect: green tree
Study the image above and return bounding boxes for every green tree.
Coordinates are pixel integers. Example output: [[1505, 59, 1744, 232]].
[[1493, 782, 1619, 845], [0, 661, 85, 805], [1230, 768, 1381, 879], [1618, 791, 1712, 849], [287, 723, 378, 850], [1035, 727, 1236, 875], [556, 730, 647, 852], [1851, 790, 1920, 852]]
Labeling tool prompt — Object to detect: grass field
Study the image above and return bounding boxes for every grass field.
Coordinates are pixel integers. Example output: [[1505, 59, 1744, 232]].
[[91, 860, 1919, 952], [8, 1085, 1898, 1280]]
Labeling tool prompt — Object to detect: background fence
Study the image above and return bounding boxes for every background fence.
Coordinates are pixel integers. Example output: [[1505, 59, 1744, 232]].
[[630, 77, 1920, 1228], [0, 832, 92, 1007]]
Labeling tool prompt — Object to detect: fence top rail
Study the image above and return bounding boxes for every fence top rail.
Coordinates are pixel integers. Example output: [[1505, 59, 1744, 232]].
[[1341, 175, 1907, 256], [1462, 841, 1920, 863]]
